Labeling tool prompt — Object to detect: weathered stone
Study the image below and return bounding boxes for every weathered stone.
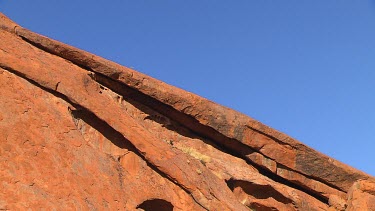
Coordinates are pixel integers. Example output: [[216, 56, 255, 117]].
[[346, 180, 375, 211], [245, 150, 277, 173], [328, 194, 346, 211], [276, 165, 347, 200], [0, 12, 374, 210]]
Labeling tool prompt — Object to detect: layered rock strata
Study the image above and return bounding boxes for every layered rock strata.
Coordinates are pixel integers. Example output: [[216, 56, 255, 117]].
[[0, 13, 374, 210]]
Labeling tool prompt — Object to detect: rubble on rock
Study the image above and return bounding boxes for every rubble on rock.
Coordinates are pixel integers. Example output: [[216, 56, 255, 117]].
[[0, 13, 374, 210]]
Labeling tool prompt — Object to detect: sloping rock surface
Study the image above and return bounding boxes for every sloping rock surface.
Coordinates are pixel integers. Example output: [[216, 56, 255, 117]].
[[0, 13, 374, 210]]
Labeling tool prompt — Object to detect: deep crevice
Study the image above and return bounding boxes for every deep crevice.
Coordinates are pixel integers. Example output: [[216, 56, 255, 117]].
[[226, 178, 294, 205], [0, 65, 81, 110], [242, 156, 328, 204], [248, 202, 280, 211], [70, 108, 135, 151], [136, 199, 174, 211]]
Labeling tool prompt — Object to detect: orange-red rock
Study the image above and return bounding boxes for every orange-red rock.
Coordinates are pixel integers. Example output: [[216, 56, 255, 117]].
[[346, 180, 375, 211], [0, 13, 374, 210]]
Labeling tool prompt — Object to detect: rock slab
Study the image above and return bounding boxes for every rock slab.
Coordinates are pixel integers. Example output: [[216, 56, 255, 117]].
[[0, 13, 374, 210]]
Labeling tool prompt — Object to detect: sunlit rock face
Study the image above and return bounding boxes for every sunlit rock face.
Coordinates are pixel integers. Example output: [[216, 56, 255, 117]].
[[0, 13, 374, 211]]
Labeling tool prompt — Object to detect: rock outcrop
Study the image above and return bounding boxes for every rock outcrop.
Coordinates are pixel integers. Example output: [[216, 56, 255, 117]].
[[0, 13, 374, 210]]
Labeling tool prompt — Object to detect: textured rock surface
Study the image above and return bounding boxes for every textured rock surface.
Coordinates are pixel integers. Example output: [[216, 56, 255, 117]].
[[0, 13, 374, 210], [346, 180, 375, 211]]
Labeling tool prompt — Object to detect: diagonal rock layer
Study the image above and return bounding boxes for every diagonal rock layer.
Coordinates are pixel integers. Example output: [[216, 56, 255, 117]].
[[0, 13, 374, 210]]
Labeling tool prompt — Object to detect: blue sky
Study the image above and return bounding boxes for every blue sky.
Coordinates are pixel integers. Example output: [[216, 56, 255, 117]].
[[2, 1, 374, 176]]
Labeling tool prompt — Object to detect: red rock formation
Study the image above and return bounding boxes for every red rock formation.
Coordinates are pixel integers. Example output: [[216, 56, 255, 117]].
[[0, 13, 374, 210]]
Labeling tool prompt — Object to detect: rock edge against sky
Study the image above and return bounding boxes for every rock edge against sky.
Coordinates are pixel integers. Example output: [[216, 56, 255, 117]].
[[1, 13, 374, 210]]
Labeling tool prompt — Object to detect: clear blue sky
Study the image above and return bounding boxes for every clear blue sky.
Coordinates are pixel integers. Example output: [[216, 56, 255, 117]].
[[2, 1, 374, 176]]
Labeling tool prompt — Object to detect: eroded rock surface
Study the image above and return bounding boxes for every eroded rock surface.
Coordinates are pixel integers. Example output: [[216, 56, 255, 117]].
[[0, 13, 374, 210]]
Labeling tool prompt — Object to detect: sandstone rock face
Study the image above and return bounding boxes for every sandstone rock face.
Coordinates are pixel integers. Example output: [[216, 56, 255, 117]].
[[0, 13, 374, 210], [346, 180, 375, 211]]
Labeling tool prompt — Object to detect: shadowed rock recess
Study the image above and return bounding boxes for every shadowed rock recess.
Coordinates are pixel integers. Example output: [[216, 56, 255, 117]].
[[0, 13, 374, 211]]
